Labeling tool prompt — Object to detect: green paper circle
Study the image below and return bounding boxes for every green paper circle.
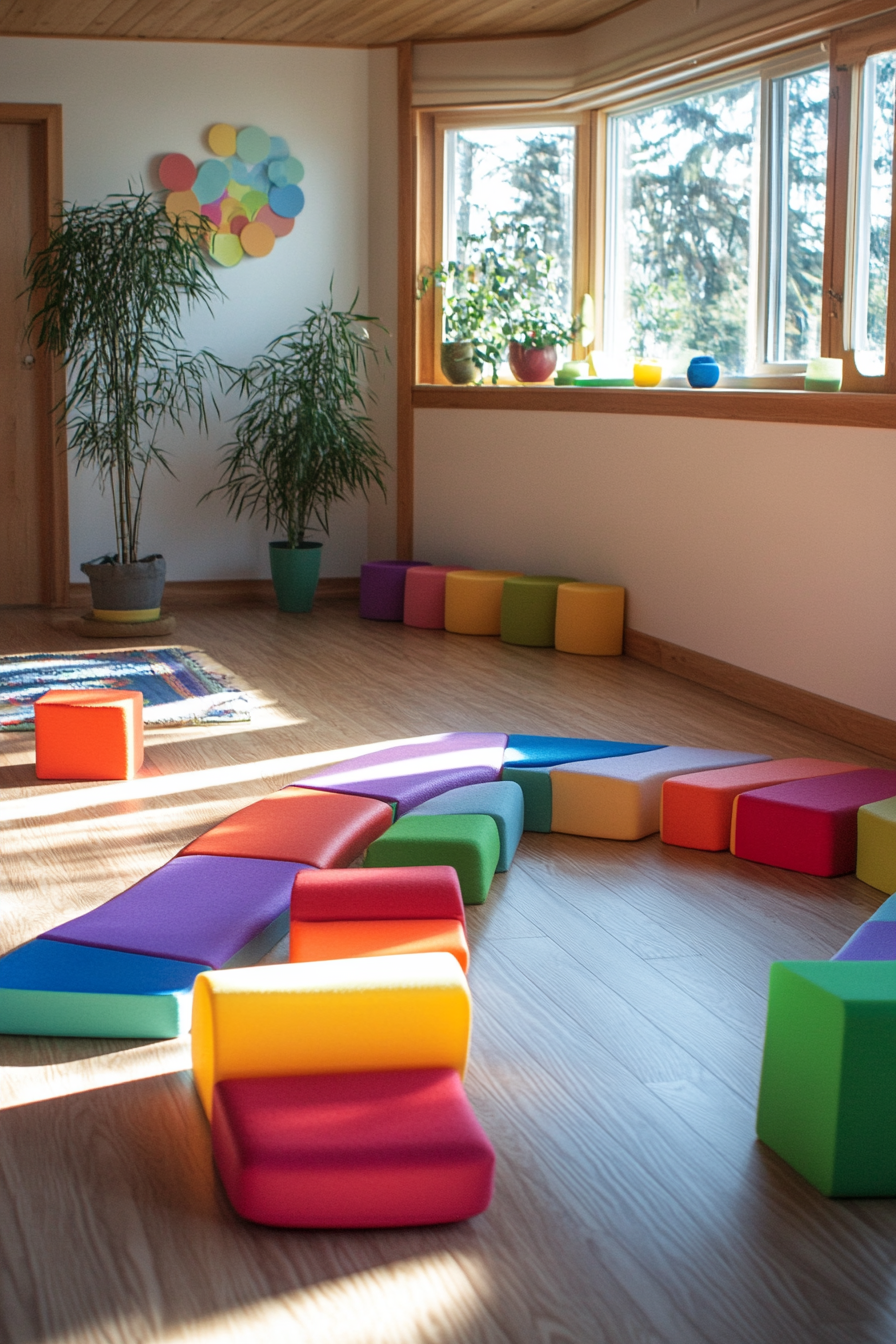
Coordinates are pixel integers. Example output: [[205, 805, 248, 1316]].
[[210, 233, 243, 267], [236, 125, 271, 165], [241, 189, 269, 220], [282, 156, 304, 184]]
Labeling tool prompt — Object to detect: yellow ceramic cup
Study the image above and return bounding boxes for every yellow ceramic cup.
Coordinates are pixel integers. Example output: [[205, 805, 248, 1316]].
[[633, 360, 663, 387]]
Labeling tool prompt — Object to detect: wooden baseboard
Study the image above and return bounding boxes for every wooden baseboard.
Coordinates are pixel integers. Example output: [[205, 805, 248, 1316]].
[[67, 577, 361, 608], [624, 628, 896, 760]]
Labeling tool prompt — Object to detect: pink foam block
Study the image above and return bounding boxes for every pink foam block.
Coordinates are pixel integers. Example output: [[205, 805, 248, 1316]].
[[212, 1068, 496, 1227], [733, 768, 896, 876], [404, 566, 471, 629], [292, 865, 465, 924]]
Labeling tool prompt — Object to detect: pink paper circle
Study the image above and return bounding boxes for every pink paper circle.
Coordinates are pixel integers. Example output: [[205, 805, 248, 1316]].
[[255, 204, 294, 238]]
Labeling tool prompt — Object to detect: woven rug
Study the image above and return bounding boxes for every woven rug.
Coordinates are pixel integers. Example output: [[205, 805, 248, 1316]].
[[0, 646, 252, 730]]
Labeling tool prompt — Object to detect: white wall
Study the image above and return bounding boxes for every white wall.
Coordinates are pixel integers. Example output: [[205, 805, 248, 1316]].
[[0, 36, 374, 580], [415, 409, 896, 721]]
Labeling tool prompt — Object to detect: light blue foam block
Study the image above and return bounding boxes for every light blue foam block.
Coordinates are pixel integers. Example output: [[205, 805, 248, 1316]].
[[407, 781, 524, 871], [870, 893, 896, 921], [0, 940, 210, 1038]]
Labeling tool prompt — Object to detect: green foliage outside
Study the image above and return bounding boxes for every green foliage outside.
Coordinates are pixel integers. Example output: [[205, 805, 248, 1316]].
[[25, 189, 224, 563], [206, 294, 388, 548]]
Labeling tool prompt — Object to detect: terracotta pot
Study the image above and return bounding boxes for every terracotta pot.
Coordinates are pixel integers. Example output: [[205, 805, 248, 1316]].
[[440, 341, 478, 385], [508, 342, 558, 384]]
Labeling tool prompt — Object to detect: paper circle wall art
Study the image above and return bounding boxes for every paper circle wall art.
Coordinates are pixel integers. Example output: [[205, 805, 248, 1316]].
[[158, 123, 305, 268]]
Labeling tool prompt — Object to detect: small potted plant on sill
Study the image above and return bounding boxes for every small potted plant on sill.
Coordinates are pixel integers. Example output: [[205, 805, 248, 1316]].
[[417, 256, 506, 385], [506, 313, 584, 384], [25, 188, 224, 625], [204, 292, 389, 613]]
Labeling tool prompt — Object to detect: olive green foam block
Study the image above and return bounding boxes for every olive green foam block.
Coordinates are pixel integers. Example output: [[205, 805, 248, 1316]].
[[756, 960, 896, 1196], [500, 576, 576, 647], [856, 795, 896, 894], [501, 766, 552, 832], [364, 814, 501, 904]]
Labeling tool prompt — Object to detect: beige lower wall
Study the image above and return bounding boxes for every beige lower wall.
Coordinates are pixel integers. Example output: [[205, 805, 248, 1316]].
[[414, 408, 896, 721]]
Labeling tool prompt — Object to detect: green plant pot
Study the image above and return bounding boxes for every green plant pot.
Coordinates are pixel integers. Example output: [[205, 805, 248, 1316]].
[[440, 341, 478, 385], [269, 541, 323, 613]]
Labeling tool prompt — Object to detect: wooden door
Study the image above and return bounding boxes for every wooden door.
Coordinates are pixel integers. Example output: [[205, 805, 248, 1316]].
[[0, 106, 67, 606]]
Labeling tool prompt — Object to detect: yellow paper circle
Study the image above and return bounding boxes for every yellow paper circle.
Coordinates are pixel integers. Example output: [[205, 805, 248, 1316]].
[[208, 123, 237, 157], [220, 197, 247, 224], [210, 233, 244, 267], [239, 221, 275, 258], [226, 179, 251, 201]]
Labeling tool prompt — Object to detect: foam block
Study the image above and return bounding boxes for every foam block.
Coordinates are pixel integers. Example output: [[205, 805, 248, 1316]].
[[504, 736, 663, 769], [191, 952, 472, 1117], [360, 561, 429, 621], [0, 939, 208, 1038], [500, 575, 576, 647], [42, 855, 309, 969], [832, 921, 896, 960], [180, 788, 393, 867], [501, 766, 552, 832], [296, 732, 507, 817], [444, 571, 523, 636], [291, 865, 465, 923], [870, 894, 896, 921], [290, 919, 469, 971], [364, 814, 501, 904], [403, 566, 471, 628], [551, 747, 771, 841], [732, 769, 896, 877], [756, 960, 896, 1195], [212, 1068, 495, 1227], [34, 688, 144, 781], [554, 583, 625, 656], [857, 795, 896, 894], [407, 781, 524, 871], [661, 758, 860, 852]]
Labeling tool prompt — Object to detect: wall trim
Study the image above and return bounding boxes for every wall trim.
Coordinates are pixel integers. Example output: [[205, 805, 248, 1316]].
[[624, 627, 896, 760], [68, 577, 360, 607]]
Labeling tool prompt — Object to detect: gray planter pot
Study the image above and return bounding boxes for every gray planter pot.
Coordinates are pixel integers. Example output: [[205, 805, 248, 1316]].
[[81, 555, 167, 621]]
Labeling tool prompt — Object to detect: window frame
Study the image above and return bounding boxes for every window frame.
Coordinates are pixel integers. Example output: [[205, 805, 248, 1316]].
[[412, 9, 896, 400]]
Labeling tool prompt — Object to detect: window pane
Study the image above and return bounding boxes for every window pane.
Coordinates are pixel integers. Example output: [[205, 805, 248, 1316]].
[[853, 51, 896, 377], [766, 65, 829, 364], [444, 127, 576, 365], [606, 80, 759, 374]]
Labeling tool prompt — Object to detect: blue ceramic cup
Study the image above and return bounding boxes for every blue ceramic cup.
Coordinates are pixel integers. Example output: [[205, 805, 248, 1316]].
[[687, 355, 720, 388]]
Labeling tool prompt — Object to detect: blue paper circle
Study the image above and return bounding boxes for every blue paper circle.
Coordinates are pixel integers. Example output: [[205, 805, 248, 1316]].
[[269, 184, 305, 219], [268, 160, 289, 188], [267, 136, 290, 161], [193, 159, 230, 205]]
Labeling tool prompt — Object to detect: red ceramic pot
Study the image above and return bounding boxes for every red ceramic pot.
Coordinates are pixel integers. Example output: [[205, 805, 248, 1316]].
[[508, 342, 558, 384]]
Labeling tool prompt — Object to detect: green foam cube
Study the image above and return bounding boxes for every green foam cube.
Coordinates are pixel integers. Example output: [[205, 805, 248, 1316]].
[[756, 960, 896, 1196], [501, 765, 552, 832], [500, 576, 576, 647], [363, 813, 500, 904]]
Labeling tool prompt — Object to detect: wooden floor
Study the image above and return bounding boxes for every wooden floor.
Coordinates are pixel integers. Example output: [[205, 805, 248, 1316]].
[[1, 597, 895, 1344]]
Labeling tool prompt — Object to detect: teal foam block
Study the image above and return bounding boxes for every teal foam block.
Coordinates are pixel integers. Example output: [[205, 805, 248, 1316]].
[[756, 960, 896, 1195], [501, 766, 552, 832], [870, 893, 896, 920], [503, 736, 663, 768], [407, 781, 524, 871], [0, 940, 210, 1038]]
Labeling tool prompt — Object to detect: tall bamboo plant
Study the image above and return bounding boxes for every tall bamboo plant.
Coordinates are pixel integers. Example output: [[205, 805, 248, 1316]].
[[207, 294, 388, 547], [26, 189, 223, 564]]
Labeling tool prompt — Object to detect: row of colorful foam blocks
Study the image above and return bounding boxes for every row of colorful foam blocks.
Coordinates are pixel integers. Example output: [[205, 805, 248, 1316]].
[[6, 730, 896, 1217], [359, 560, 625, 654]]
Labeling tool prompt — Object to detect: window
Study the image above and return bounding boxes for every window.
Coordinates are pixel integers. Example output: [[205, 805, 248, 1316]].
[[851, 50, 896, 375], [604, 58, 828, 377]]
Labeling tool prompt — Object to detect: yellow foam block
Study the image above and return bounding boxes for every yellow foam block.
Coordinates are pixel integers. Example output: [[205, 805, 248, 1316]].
[[191, 951, 471, 1118], [444, 570, 523, 636], [554, 583, 625, 655], [856, 795, 896, 893]]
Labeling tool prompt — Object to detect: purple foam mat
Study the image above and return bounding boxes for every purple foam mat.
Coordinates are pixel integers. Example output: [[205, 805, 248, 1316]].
[[832, 920, 896, 961], [41, 855, 312, 968], [359, 561, 430, 621], [294, 732, 508, 817]]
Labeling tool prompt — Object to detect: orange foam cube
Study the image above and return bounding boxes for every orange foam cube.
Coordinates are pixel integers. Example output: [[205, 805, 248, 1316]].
[[34, 689, 144, 781], [290, 918, 470, 972]]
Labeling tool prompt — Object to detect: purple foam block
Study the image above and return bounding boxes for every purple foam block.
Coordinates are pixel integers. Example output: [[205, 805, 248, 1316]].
[[41, 855, 312, 968], [832, 920, 896, 961], [295, 732, 507, 816], [360, 561, 430, 621]]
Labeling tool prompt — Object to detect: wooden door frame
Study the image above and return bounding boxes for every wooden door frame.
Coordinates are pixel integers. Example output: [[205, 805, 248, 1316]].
[[0, 103, 68, 607]]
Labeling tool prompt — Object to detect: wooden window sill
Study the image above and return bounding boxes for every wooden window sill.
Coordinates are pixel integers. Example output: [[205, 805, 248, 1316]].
[[412, 383, 896, 430]]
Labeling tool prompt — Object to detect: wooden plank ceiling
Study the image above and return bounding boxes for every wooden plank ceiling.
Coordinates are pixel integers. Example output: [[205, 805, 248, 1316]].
[[0, 0, 632, 47]]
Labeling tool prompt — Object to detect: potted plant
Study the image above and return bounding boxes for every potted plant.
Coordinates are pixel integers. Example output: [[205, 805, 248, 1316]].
[[417, 255, 506, 385], [205, 293, 389, 613], [25, 189, 223, 623]]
